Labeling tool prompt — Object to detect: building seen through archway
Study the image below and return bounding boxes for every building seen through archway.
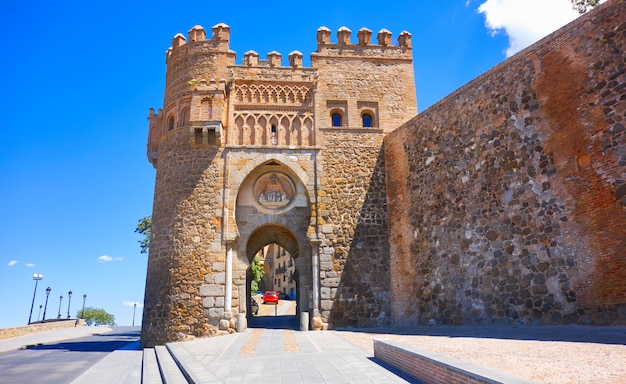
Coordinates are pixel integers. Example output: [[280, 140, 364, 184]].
[[255, 243, 296, 299]]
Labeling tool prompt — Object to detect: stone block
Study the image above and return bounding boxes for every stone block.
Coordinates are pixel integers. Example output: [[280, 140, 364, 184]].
[[321, 300, 334, 311], [214, 272, 226, 284], [320, 261, 333, 271], [322, 278, 340, 288], [208, 308, 224, 319], [200, 284, 224, 297], [203, 297, 215, 307], [319, 254, 332, 263]]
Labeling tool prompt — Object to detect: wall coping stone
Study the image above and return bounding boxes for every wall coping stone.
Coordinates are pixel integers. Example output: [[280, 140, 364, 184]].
[[373, 339, 537, 384], [0, 320, 84, 341]]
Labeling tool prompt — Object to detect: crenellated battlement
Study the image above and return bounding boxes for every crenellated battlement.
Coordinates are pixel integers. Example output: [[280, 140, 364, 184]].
[[166, 23, 232, 63], [153, 22, 416, 156], [316, 26, 412, 49], [165, 23, 412, 68]]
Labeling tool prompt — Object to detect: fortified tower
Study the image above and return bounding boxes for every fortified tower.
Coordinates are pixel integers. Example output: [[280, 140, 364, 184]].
[[142, 23, 416, 346]]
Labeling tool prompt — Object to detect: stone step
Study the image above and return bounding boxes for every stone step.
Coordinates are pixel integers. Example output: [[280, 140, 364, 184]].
[[166, 343, 221, 383], [141, 348, 162, 384], [155, 345, 188, 383]]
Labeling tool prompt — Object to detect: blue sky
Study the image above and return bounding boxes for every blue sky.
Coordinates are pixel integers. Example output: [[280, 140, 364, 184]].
[[0, 0, 589, 327]]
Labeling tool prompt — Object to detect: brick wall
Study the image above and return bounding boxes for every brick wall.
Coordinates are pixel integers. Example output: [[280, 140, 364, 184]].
[[386, 0, 626, 326], [373, 339, 533, 384]]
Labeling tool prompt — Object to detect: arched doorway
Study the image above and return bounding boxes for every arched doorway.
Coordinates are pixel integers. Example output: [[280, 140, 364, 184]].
[[232, 158, 314, 329], [244, 225, 302, 329]]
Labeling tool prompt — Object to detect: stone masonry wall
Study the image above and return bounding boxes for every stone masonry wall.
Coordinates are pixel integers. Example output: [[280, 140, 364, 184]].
[[0, 320, 84, 341], [142, 128, 230, 347], [386, 0, 626, 326], [164, 31, 235, 108], [312, 35, 417, 133], [319, 128, 391, 327]]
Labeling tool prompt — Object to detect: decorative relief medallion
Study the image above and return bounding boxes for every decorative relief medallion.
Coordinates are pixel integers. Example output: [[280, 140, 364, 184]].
[[254, 172, 294, 209]]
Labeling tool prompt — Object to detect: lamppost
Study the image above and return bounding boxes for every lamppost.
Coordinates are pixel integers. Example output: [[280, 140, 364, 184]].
[[37, 305, 42, 321], [27, 273, 43, 324], [132, 303, 137, 326], [57, 295, 63, 319], [42, 287, 51, 321], [66, 291, 73, 319], [81, 294, 87, 319]]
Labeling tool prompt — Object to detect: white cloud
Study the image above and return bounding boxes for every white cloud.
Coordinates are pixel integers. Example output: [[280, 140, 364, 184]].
[[477, 0, 604, 57], [25, 263, 35, 267], [123, 301, 143, 307], [97, 255, 124, 263], [8, 260, 18, 266]]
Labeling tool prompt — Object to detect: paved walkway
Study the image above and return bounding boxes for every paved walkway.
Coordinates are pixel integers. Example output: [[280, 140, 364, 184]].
[[1, 318, 625, 383], [170, 326, 415, 383]]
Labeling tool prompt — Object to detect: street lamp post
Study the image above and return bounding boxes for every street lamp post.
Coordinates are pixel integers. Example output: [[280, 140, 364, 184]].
[[132, 303, 137, 326], [67, 291, 73, 319], [57, 295, 63, 319], [27, 273, 43, 324], [42, 287, 51, 321], [37, 305, 42, 321], [81, 294, 87, 319]]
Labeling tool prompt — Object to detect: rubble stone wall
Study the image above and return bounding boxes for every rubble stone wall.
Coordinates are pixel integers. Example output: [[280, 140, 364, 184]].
[[386, 0, 626, 326], [0, 320, 84, 341], [142, 128, 227, 346], [319, 128, 391, 327]]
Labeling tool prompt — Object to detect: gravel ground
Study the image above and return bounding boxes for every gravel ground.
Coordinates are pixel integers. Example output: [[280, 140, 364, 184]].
[[333, 324, 626, 384]]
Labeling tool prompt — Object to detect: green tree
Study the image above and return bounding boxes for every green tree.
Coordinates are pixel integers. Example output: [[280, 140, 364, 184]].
[[250, 256, 265, 292], [571, 0, 600, 13], [135, 216, 151, 254], [78, 307, 116, 326]]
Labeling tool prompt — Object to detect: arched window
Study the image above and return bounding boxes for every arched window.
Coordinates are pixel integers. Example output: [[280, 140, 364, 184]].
[[331, 112, 342, 127], [180, 108, 190, 127], [362, 113, 373, 128], [167, 115, 175, 131]]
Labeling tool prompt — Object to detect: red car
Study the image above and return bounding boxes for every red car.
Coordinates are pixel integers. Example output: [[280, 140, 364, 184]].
[[263, 290, 279, 304]]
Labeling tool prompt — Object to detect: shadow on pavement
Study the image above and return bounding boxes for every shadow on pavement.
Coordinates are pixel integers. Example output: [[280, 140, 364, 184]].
[[26, 329, 141, 352], [336, 324, 626, 345], [248, 314, 298, 330]]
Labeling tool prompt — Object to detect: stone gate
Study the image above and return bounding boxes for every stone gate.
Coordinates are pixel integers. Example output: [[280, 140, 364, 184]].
[[141, 23, 416, 346]]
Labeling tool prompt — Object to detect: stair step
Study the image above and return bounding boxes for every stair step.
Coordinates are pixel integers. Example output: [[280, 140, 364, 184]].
[[141, 348, 162, 384], [166, 343, 221, 383], [155, 345, 188, 383]]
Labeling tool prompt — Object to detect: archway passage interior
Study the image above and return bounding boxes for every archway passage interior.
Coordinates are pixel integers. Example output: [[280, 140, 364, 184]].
[[245, 225, 303, 330]]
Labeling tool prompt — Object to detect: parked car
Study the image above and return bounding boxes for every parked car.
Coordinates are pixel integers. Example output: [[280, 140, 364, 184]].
[[249, 298, 259, 315], [280, 292, 291, 300], [263, 290, 279, 304]]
